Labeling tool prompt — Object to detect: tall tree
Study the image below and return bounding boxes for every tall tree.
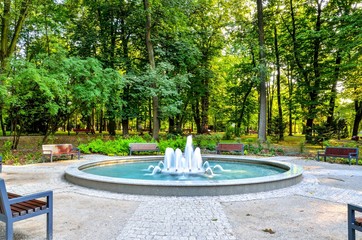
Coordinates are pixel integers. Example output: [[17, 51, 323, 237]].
[[143, 0, 159, 140], [0, 0, 32, 136], [256, 0, 267, 142]]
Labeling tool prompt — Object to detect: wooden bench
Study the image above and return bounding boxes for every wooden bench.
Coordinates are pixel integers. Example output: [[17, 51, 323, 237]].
[[73, 128, 95, 134], [0, 178, 53, 240], [216, 143, 244, 155], [183, 128, 192, 134], [129, 143, 160, 155], [42, 144, 80, 162], [348, 204, 362, 240], [317, 147, 359, 165]]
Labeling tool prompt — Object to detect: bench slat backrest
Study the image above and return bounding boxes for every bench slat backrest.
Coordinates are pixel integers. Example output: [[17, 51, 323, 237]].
[[325, 147, 358, 156], [129, 143, 158, 151], [217, 143, 244, 151], [42, 144, 73, 154]]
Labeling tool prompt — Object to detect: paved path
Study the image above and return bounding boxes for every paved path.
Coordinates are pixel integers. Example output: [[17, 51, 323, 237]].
[[1, 155, 362, 240]]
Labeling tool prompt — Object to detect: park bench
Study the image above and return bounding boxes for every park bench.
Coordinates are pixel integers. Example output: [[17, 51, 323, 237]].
[[216, 143, 244, 155], [317, 147, 359, 165], [73, 128, 95, 135], [348, 204, 362, 240], [42, 144, 80, 162], [183, 128, 192, 135], [129, 143, 160, 155], [0, 178, 53, 240]]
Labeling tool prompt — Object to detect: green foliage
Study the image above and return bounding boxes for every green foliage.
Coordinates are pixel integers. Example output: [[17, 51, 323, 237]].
[[223, 125, 235, 140], [79, 136, 146, 155], [1, 141, 15, 163], [157, 136, 186, 152], [299, 141, 306, 154]]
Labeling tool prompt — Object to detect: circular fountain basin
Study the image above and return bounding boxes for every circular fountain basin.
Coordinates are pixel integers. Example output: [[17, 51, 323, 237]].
[[65, 155, 303, 196]]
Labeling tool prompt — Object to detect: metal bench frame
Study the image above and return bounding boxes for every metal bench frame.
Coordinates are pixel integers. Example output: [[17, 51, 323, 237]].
[[0, 178, 53, 240], [348, 204, 362, 240], [317, 147, 359, 165], [129, 143, 160, 155]]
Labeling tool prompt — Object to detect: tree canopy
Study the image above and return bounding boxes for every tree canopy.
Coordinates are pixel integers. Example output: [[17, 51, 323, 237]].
[[0, 0, 361, 147]]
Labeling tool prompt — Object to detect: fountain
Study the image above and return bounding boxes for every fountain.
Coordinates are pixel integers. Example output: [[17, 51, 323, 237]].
[[64, 136, 303, 196], [148, 136, 221, 176]]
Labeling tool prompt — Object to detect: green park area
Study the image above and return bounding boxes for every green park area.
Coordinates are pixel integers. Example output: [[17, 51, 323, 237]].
[[0, 1, 361, 166], [1, 1, 362, 240], [0, 131, 361, 165]]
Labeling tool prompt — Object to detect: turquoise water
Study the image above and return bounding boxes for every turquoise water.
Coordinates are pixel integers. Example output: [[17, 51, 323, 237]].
[[82, 161, 286, 181]]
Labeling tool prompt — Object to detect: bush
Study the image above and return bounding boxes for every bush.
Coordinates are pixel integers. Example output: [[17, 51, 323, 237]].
[[78, 136, 147, 155]]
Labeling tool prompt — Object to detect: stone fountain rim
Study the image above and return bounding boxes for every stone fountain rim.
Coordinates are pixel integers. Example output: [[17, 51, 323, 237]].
[[64, 155, 303, 196]]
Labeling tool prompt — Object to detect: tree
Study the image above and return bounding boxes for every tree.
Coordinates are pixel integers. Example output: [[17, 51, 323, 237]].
[[143, 0, 160, 140], [0, 0, 33, 136], [256, 0, 267, 142]]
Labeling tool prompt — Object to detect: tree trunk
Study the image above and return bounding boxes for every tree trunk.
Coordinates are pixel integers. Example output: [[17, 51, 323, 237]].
[[236, 84, 254, 129], [192, 100, 201, 134], [287, 63, 294, 136], [0, 110, 5, 136], [257, 0, 267, 142], [99, 109, 103, 133], [274, 25, 284, 141], [326, 52, 341, 127], [122, 118, 129, 136], [108, 119, 116, 136], [352, 100, 362, 136], [143, 0, 159, 140], [201, 78, 209, 134]]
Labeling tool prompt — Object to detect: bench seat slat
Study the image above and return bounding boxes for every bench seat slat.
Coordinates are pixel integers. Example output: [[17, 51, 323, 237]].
[[7, 192, 47, 217]]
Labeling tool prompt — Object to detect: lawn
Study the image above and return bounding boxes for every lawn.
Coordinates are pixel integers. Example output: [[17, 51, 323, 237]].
[[0, 131, 361, 165]]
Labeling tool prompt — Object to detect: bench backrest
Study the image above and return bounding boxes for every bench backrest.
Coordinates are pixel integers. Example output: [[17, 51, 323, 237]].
[[217, 143, 244, 151], [42, 144, 73, 154], [0, 178, 11, 219], [129, 143, 158, 151], [325, 147, 358, 156]]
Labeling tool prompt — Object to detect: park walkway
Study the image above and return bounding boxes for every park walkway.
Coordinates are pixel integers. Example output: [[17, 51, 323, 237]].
[[1, 155, 362, 240]]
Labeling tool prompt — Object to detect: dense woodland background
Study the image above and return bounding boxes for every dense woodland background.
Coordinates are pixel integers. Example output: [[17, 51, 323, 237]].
[[0, 0, 361, 150]]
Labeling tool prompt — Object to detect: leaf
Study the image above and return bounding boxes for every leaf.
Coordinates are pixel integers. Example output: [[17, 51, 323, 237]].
[[262, 228, 275, 234]]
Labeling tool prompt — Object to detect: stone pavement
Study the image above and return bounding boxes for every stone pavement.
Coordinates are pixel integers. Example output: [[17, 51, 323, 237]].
[[0, 155, 362, 240]]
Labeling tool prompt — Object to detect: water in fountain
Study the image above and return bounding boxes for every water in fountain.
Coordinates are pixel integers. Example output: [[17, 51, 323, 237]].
[[148, 135, 213, 175]]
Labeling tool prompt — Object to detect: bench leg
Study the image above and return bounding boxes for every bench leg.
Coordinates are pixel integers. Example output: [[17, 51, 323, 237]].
[[47, 212, 53, 240], [348, 208, 356, 240], [6, 222, 14, 240]]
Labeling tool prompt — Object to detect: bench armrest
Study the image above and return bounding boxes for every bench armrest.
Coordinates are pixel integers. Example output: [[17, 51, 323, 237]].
[[42, 150, 53, 154], [8, 191, 53, 205], [349, 204, 362, 213]]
